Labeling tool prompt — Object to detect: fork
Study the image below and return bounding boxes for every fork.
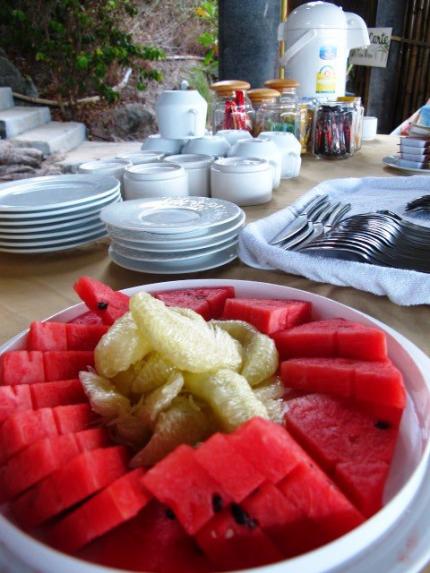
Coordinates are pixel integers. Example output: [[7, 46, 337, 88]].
[[270, 194, 328, 245]]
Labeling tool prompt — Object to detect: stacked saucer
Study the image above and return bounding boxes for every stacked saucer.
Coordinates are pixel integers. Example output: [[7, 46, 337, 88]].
[[101, 197, 245, 273], [0, 174, 121, 254]]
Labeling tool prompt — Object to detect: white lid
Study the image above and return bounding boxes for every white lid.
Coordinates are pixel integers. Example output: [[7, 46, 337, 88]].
[[212, 157, 270, 173], [124, 162, 186, 181], [115, 152, 164, 164], [78, 160, 129, 172], [167, 154, 213, 169], [286, 1, 347, 30]]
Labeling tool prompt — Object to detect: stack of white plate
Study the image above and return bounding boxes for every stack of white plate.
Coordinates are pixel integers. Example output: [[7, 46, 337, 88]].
[[101, 197, 245, 273], [0, 175, 121, 254]]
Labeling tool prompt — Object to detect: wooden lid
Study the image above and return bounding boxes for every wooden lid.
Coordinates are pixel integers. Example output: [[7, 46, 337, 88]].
[[264, 79, 299, 91], [248, 88, 281, 103], [337, 96, 361, 102], [210, 80, 251, 95]]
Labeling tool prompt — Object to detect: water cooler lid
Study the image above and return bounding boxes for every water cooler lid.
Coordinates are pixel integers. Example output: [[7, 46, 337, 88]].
[[285, 1, 348, 30]]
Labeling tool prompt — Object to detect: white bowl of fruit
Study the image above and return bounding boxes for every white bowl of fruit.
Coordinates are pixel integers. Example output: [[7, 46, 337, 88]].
[[0, 277, 429, 573]]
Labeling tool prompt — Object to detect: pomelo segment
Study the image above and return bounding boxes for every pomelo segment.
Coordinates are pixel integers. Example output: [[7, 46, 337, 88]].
[[74, 276, 129, 325]]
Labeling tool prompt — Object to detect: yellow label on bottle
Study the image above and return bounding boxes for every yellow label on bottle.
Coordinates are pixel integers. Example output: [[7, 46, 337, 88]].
[[316, 65, 336, 94]]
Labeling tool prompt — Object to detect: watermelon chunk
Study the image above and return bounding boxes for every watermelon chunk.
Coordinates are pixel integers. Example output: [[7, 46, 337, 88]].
[[30, 379, 86, 409], [11, 446, 128, 528], [228, 417, 307, 483], [285, 394, 399, 516], [28, 322, 68, 351], [273, 318, 387, 361], [43, 350, 94, 381], [80, 501, 213, 573], [50, 469, 151, 552], [281, 357, 406, 425], [222, 298, 312, 334], [194, 432, 264, 503], [0, 351, 45, 385], [66, 323, 109, 350], [0, 428, 109, 501], [0, 385, 32, 423], [154, 287, 235, 320], [68, 311, 104, 326], [74, 276, 129, 325], [196, 506, 283, 570], [143, 444, 231, 535]]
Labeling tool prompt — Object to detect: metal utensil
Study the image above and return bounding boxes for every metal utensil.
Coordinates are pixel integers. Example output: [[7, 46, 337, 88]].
[[270, 194, 328, 245]]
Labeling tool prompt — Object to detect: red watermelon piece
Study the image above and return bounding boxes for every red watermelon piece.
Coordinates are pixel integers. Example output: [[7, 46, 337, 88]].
[[194, 432, 264, 503], [0, 385, 32, 423], [11, 446, 128, 528], [50, 469, 151, 552], [143, 444, 231, 535], [43, 350, 94, 381], [68, 311, 104, 326], [30, 379, 86, 409], [285, 394, 399, 516], [28, 322, 68, 351], [0, 351, 45, 385], [0, 428, 109, 501], [74, 276, 129, 325], [281, 357, 406, 425], [273, 318, 387, 361], [154, 287, 235, 320], [80, 501, 213, 573], [66, 323, 109, 350], [222, 298, 312, 334]]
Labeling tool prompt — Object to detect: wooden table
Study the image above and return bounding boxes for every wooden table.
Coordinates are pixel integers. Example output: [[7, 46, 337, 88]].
[[0, 134, 429, 571]]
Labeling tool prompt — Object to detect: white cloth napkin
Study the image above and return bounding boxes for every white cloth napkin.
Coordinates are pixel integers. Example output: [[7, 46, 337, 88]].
[[238, 175, 430, 306]]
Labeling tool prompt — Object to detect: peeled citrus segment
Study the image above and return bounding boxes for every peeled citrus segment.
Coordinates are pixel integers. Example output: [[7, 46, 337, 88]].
[[79, 370, 130, 419], [138, 371, 184, 428], [130, 291, 242, 373], [95, 311, 151, 378], [114, 412, 149, 447], [132, 352, 177, 394], [184, 369, 269, 432], [213, 319, 279, 386], [130, 395, 214, 467], [253, 376, 285, 423]]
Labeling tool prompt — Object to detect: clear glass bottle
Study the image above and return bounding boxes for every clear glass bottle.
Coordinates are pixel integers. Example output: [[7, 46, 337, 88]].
[[210, 80, 254, 134], [261, 79, 301, 136], [299, 97, 317, 154], [312, 101, 355, 159], [337, 96, 364, 151], [248, 88, 281, 136]]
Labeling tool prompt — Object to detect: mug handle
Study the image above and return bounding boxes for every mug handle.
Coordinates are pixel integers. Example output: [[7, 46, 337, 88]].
[[188, 108, 198, 136]]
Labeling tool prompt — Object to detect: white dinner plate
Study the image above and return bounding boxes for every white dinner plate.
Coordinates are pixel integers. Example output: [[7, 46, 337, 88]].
[[0, 229, 108, 253], [109, 243, 238, 273], [0, 279, 430, 573], [0, 222, 106, 246], [107, 210, 246, 251], [0, 213, 103, 235], [0, 175, 120, 213], [0, 193, 121, 224], [383, 155, 430, 175], [101, 197, 242, 236]]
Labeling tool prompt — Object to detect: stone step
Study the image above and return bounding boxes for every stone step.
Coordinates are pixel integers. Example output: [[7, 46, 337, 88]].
[[12, 121, 87, 155], [0, 106, 51, 138], [0, 87, 14, 111]]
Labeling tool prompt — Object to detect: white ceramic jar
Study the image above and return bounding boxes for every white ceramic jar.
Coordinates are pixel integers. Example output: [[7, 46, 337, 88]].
[[258, 131, 302, 178], [123, 162, 188, 200], [216, 129, 253, 146], [228, 138, 282, 187], [166, 154, 213, 197], [211, 157, 272, 206], [141, 134, 184, 155], [182, 135, 231, 157], [156, 90, 207, 139], [115, 151, 165, 164]]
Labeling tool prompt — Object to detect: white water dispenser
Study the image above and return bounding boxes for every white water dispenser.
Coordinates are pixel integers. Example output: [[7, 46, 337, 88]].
[[278, 1, 370, 99]]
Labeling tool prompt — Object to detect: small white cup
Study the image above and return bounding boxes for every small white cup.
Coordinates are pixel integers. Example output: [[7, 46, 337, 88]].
[[216, 129, 253, 146], [228, 138, 282, 188], [78, 159, 129, 195], [141, 134, 185, 155], [362, 116, 378, 141], [211, 157, 272, 206], [115, 151, 164, 164], [123, 162, 188, 200], [258, 131, 301, 178], [182, 135, 231, 158], [166, 154, 213, 197]]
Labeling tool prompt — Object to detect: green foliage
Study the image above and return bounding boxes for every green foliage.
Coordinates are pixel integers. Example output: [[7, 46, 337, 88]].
[[0, 0, 165, 106]]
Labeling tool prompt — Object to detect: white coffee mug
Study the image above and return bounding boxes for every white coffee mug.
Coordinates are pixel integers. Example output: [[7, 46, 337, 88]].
[[228, 138, 282, 188], [123, 162, 188, 200], [156, 90, 207, 139]]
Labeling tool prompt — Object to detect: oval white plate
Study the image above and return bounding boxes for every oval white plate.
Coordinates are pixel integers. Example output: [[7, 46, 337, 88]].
[[101, 197, 242, 236], [0, 175, 120, 213], [0, 279, 429, 573], [383, 155, 430, 175]]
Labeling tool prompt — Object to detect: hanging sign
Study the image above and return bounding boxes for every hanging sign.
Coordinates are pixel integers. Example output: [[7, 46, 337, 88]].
[[349, 27, 392, 68]]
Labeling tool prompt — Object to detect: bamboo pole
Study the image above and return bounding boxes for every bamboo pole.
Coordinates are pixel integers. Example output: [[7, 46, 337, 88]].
[[278, 0, 288, 79]]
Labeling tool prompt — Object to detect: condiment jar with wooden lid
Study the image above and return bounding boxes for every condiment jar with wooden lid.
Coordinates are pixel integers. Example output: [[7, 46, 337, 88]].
[[248, 88, 281, 136], [210, 80, 254, 134], [337, 96, 364, 151]]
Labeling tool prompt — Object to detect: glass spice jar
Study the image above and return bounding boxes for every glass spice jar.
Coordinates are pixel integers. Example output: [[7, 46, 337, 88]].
[[262, 79, 301, 137], [337, 96, 364, 151], [210, 80, 254, 134], [248, 88, 281, 136], [312, 101, 355, 159]]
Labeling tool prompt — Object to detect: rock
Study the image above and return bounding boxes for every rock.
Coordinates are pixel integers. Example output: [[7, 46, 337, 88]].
[[0, 56, 38, 97], [91, 103, 157, 141]]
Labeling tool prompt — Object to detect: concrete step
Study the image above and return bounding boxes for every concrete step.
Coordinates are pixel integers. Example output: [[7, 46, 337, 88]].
[[0, 106, 51, 138], [0, 87, 14, 111], [12, 121, 87, 155]]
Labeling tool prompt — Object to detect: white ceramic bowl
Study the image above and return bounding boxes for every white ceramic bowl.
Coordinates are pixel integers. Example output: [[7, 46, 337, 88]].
[[114, 151, 165, 165], [182, 135, 231, 158], [141, 134, 185, 155], [1, 279, 430, 573], [228, 138, 282, 188], [258, 131, 302, 179], [211, 157, 272, 206], [123, 162, 188, 200], [216, 129, 253, 146], [165, 154, 213, 197]]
